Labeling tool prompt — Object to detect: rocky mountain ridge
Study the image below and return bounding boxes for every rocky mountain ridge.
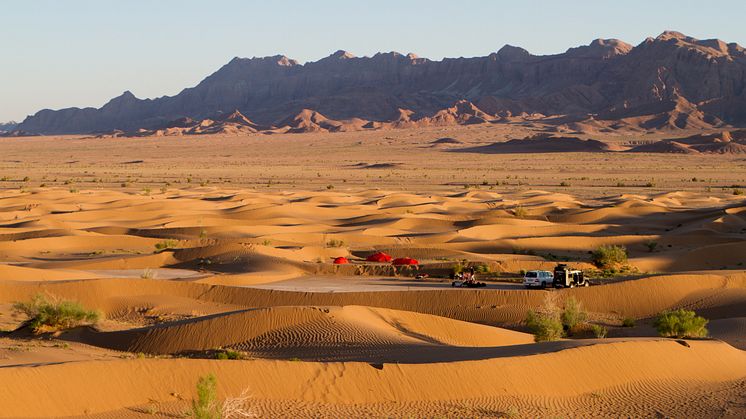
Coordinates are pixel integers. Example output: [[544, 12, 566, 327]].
[[17, 31, 746, 135]]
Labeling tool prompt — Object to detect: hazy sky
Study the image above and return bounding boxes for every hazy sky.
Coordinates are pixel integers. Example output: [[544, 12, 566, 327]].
[[2, 0, 745, 122]]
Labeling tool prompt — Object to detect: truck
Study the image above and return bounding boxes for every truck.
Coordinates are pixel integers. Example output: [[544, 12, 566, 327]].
[[552, 264, 589, 288]]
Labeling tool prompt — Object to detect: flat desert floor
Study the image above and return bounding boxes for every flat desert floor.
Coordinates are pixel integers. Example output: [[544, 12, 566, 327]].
[[1, 125, 746, 418]]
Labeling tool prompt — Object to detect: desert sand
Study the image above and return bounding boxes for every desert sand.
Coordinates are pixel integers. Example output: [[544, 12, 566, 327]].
[[1, 127, 746, 418]]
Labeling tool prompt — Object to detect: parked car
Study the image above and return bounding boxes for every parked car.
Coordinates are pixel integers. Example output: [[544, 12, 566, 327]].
[[553, 263, 589, 288], [523, 270, 554, 288]]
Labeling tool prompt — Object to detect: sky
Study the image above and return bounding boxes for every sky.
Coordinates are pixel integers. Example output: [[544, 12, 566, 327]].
[[2, 0, 745, 122]]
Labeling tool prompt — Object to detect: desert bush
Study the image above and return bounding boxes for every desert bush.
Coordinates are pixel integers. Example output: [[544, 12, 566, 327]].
[[474, 264, 491, 274], [590, 324, 608, 338], [452, 262, 465, 275], [561, 297, 588, 333], [591, 245, 628, 269], [654, 309, 708, 338], [525, 310, 563, 342], [140, 268, 155, 279], [325, 239, 345, 248], [214, 349, 243, 360], [192, 374, 221, 419], [644, 240, 658, 253], [621, 317, 636, 327], [513, 206, 528, 218], [190, 374, 254, 419], [734, 188, 744, 196], [13, 294, 99, 333], [154, 239, 179, 251]]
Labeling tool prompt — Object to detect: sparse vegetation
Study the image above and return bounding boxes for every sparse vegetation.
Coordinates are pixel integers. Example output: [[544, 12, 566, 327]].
[[214, 349, 243, 360], [325, 238, 345, 248], [622, 317, 636, 327], [513, 205, 528, 218], [590, 324, 608, 338], [525, 310, 564, 342], [644, 240, 658, 253], [190, 374, 254, 419], [13, 294, 100, 333], [191, 374, 221, 419], [734, 188, 744, 196], [140, 268, 156, 279], [654, 309, 708, 338], [560, 297, 588, 334], [591, 245, 628, 269], [154, 239, 179, 251]]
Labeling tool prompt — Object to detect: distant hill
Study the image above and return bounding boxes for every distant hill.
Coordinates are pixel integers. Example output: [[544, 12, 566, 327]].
[[16, 31, 746, 135], [0, 121, 18, 133]]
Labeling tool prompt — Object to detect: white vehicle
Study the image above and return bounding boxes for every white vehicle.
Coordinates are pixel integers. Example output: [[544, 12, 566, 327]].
[[523, 270, 553, 289]]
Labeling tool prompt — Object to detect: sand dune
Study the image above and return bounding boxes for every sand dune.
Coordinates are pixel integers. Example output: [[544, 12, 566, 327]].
[[2, 183, 746, 417], [1, 340, 744, 418]]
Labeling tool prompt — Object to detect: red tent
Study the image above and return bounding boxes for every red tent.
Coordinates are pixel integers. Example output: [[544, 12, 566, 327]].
[[333, 257, 349, 264], [366, 252, 392, 263], [392, 257, 418, 266]]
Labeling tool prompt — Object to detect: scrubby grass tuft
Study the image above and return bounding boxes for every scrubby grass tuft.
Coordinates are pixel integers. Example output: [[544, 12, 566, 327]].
[[191, 374, 221, 419], [591, 245, 628, 269], [654, 309, 708, 338], [560, 297, 588, 334], [154, 239, 179, 252], [590, 324, 608, 338], [13, 294, 100, 333], [325, 239, 345, 248], [525, 310, 563, 342], [190, 374, 254, 419], [513, 206, 528, 218], [214, 349, 243, 360], [622, 317, 636, 327]]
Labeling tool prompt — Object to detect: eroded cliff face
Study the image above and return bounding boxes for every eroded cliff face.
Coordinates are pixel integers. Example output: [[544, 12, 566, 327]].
[[17, 31, 746, 134]]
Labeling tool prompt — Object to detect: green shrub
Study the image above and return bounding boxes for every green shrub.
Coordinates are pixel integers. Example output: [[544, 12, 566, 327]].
[[622, 317, 636, 327], [191, 374, 221, 419], [474, 264, 491, 274], [654, 309, 708, 338], [13, 294, 100, 333], [513, 206, 528, 218], [452, 262, 465, 275], [590, 324, 608, 338], [154, 239, 179, 251], [561, 297, 588, 333], [214, 349, 242, 360], [644, 240, 658, 253], [591, 245, 628, 269], [525, 310, 563, 342], [325, 239, 345, 248]]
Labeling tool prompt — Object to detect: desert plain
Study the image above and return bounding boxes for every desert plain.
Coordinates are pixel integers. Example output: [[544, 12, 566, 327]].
[[1, 123, 746, 418]]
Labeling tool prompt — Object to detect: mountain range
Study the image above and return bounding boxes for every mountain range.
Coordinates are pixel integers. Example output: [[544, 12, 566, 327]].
[[15, 31, 746, 135]]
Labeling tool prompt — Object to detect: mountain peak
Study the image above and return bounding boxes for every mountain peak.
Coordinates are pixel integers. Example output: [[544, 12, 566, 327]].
[[497, 45, 531, 60], [329, 50, 355, 59], [566, 38, 632, 58], [657, 30, 688, 41]]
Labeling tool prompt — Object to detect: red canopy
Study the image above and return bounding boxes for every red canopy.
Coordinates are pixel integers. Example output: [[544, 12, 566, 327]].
[[333, 257, 349, 264], [366, 252, 392, 263], [392, 257, 418, 266]]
